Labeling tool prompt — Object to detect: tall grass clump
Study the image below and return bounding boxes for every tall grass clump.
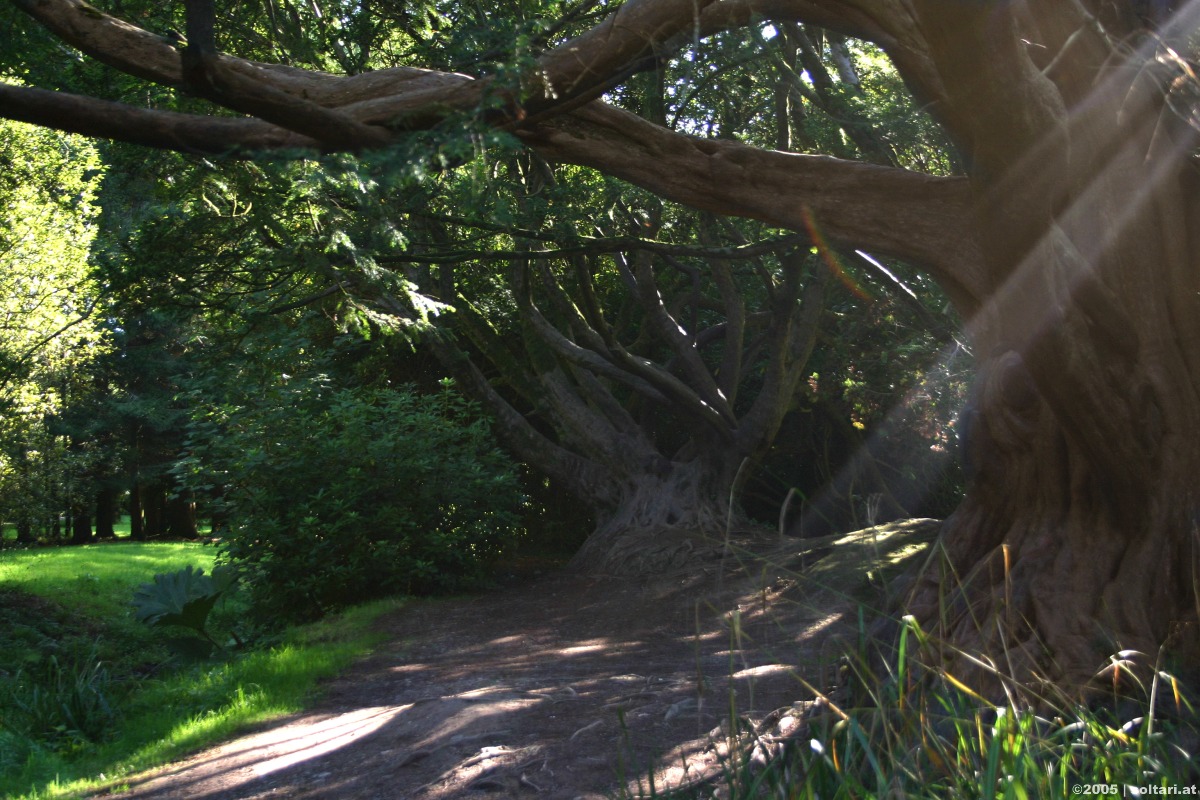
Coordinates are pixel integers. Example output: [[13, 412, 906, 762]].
[[0, 596, 399, 800], [0, 648, 117, 749], [643, 614, 1197, 799]]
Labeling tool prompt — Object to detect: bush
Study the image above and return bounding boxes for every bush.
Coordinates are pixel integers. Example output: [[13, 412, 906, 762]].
[[179, 383, 524, 621]]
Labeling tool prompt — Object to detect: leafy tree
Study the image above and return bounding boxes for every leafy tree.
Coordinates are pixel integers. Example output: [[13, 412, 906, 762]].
[[0, 115, 108, 543], [3, 0, 1195, 686]]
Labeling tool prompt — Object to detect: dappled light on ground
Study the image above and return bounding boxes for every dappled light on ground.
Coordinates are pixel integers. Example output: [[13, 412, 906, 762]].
[[101, 521, 937, 799]]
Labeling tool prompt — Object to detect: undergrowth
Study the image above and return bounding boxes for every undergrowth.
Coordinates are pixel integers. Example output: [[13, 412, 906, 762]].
[[638, 622, 1197, 798], [620, 525, 1198, 799]]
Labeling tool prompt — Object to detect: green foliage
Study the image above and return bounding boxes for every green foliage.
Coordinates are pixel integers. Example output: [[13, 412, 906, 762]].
[[0, 545, 216, 706], [132, 565, 238, 650], [179, 380, 525, 621], [0, 649, 116, 749], [0, 115, 111, 541], [0, 542, 216, 622], [0, 545, 212, 777]]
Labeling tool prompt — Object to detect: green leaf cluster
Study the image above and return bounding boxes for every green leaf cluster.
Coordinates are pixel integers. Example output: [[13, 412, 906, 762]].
[[0, 114, 111, 540], [132, 564, 238, 648]]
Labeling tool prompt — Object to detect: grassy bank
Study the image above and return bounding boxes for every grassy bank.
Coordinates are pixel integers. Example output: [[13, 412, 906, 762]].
[[0, 541, 399, 799]]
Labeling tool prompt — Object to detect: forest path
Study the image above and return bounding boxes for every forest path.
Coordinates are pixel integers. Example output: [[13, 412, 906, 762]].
[[97, 520, 938, 800]]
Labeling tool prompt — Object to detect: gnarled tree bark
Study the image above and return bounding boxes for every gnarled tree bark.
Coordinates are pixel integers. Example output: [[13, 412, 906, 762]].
[[890, 2, 1200, 688]]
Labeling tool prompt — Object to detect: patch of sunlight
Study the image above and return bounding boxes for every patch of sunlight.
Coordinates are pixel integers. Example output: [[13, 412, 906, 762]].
[[249, 706, 406, 777], [487, 634, 527, 646], [795, 611, 847, 644], [456, 685, 530, 700], [555, 640, 614, 656], [731, 664, 793, 680], [389, 662, 433, 674]]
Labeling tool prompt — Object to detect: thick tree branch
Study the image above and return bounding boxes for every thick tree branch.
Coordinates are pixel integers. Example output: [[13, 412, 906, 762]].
[[426, 336, 617, 507], [626, 251, 737, 422], [12, 0, 719, 128], [530, 259, 613, 354], [737, 253, 827, 452], [568, 366, 648, 439], [512, 258, 733, 438], [524, 102, 984, 307], [571, 256, 617, 346], [514, 276, 673, 406], [435, 278, 542, 407], [534, 365, 649, 467], [8, 0, 984, 306], [0, 82, 316, 154], [705, 250, 746, 403], [378, 233, 810, 264]]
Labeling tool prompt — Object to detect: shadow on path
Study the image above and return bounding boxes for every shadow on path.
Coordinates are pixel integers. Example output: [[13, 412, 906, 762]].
[[98, 520, 938, 800]]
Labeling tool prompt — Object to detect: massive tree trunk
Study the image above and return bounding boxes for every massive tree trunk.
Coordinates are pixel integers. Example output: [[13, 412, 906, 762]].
[[923, 212, 1200, 682], [165, 491, 198, 539], [894, 3, 1200, 686], [914, 234, 1200, 686], [95, 486, 116, 539], [142, 482, 166, 538], [567, 456, 741, 575], [69, 507, 92, 544]]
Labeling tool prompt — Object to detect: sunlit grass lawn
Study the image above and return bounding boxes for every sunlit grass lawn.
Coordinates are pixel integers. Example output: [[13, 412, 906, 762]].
[[0, 540, 400, 800], [0, 538, 216, 614]]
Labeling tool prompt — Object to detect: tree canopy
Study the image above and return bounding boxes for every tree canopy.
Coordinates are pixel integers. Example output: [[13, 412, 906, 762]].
[[3, 0, 1199, 689]]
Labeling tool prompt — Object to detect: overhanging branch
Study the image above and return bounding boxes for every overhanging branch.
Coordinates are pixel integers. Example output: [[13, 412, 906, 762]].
[[7, 0, 985, 304], [524, 102, 985, 306], [0, 82, 316, 154]]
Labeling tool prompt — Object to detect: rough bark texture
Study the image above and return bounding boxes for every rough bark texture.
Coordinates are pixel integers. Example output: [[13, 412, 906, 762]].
[[95, 487, 116, 539], [69, 507, 92, 544], [421, 239, 827, 576], [166, 493, 198, 539], [565, 457, 739, 575], [895, 3, 1200, 688]]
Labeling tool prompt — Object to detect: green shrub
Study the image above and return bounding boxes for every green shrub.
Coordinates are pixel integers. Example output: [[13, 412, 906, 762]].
[[178, 383, 524, 621]]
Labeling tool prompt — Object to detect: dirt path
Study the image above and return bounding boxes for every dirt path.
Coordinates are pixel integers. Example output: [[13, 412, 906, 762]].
[[99, 521, 937, 800]]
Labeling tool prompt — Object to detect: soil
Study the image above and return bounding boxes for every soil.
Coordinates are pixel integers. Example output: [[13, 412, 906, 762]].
[[97, 520, 939, 800]]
